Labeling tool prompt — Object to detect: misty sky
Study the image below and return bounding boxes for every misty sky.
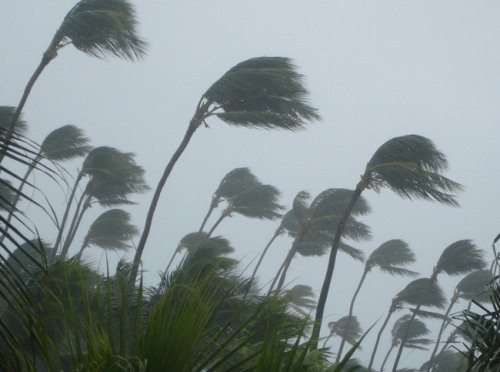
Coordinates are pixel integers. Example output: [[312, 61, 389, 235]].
[[2, 1, 500, 369]]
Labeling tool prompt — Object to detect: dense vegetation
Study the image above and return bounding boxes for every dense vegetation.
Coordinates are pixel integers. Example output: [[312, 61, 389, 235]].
[[1, 1, 499, 371]]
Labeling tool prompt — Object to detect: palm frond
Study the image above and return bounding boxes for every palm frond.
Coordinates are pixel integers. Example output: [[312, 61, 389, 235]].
[[395, 278, 447, 309], [231, 183, 284, 220], [455, 269, 492, 303], [214, 167, 260, 202], [40, 125, 92, 161], [204, 57, 320, 131], [338, 241, 366, 262], [53, 0, 147, 60], [379, 266, 419, 277], [366, 239, 416, 269], [0, 107, 28, 136], [366, 135, 463, 206], [391, 315, 430, 348], [436, 239, 486, 276], [328, 315, 363, 346]]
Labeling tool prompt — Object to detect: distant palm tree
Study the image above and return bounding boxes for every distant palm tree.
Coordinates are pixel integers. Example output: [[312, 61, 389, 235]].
[[336, 240, 418, 362], [367, 278, 446, 372], [322, 315, 362, 349], [312, 135, 463, 351], [284, 284, 316, 316], [1, 125, 91, 243], [131, 56, 320, 283], [4, 0, 146, 146], [274, 188, 371, 291], [74, 208, 139, 258], [198, 167, 259, 232], [426, 269, 491, 372], [379, 315, 431, 372], [206, 182, 283, 238], [392, 240, 485, 371]]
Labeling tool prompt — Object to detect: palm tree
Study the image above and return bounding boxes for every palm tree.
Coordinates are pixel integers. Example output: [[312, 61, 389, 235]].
[[206, 182, 284, 237], [55, 146, 148, 258], [322, 315, 362, 349], [284, 284, 316, 316], [4, 0, 146, 147], [74, 208, 138, 258], [274, 188, 371, 291], [426, 269, 491, 372], [198, 167, 260, 232], [392, 240, 485, 371], [1, 125, 91, 243], [367, 278, 446, 372], [312, 134, 463, 350], [379, 315, 431, 372], [132, 56, 320, 282], [336, 240, 418, 362]]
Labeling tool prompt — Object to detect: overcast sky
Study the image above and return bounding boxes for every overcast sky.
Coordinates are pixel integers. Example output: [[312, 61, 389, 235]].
[[2, 1, 500, 369]]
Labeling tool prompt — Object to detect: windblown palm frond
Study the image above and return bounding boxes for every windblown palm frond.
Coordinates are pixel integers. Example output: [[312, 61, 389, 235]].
[[203, 57, 320, 131], [394, 278, 447, 309], [366, 239, 417, 276], [0, 107, 28, 136], [391, 315, 431, 349], [230, 183, 284, 220], [285, 284, 316, 315], [435, 239, 486, 276], [40, 125, 92, 161], [327, 315, 363, 346], [455, 269, 491, 302]]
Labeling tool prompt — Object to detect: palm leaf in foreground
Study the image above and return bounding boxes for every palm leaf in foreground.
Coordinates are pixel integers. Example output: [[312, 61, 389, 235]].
[[312, 135, 462, 351], [132, 56, 320, 283]]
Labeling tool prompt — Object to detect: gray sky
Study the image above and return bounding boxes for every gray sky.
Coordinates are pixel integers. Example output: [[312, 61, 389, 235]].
[[2, 1, 500, 369]]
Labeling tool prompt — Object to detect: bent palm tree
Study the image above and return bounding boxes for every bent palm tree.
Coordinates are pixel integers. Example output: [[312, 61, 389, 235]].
[[379, 315, 431, 372], [392, 240, 485, 371], [426, 269, 491, 372], [367, 278, 446, 372], [336, 239, 418, 362], [322, 315, 362, 349], [132, 56, 320, 282], [312, 135, 463, 350], [5, 0, 146, 143]]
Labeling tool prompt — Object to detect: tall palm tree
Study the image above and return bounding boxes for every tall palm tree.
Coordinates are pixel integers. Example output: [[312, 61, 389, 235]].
[[312, 134, 463, 350], [4, 0, 146, 147], [274, 188, 370, 291], [74, 208, 139, 258], [379, 315, 431, 372], [1, 125, 91, 243], [198, 167, 259, 232], [206, 183, 283, 238], [131, 56, 320, 283], [367, 278, 446, 372], [322, 315, 362, 349], [426, 269, 491, 372], [336, 240, 418, 362], [392, 240, 485, 371]]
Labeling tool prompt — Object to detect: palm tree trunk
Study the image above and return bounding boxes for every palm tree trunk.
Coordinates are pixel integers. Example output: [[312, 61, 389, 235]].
[[391, 271, 437, 372], [198, 200, 216, 232], [52, 171, 83, 259], [206, 212, 227, 238], [310, 185, 363, 350], [267, 258, 287, 295], [250, 226, 282, 282], [163, 246, 182, 276], [336, 268, 369, 362], [0, 49, 56, 165], [276, 228, 306, 291], [380, 344, 395, 372], [60, 194, 91, 258], [368, 307, 395, 372], [425, 296, 456, 372], [131, 112, 206, 283], [430, 333, 455, 372]]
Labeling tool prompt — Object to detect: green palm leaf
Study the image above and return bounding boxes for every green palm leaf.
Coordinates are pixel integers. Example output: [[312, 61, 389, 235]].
[[394, 278, 446, 309], [40, 125, 92, 161], [435, 239, 486, 276], [327, 315, 363, 346], [391, 315, 430, 348], [231, 183, 284, 220]]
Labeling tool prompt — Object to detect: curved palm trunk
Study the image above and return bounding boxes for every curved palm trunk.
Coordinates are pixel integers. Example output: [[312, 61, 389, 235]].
[[391, 272, 437, 372], [310, 185, 363, 350], [368, 307, 395, 372], [336, 267, 369, 362], [276, 228, 306, 291], [198, 199, 217, 232], [380, 344, 395, 372], [0, 49, 57, 165], [163, 245, 182, 276], [206, 211, 227, 238], [250, 226, 282, 282], [430, 332, 455, 372], [131, 110, 207, 283], [52, 171, 83, 259], [426, 296, 456, 372], [60, 194, 91, 258], [267, 258, 287, 295]]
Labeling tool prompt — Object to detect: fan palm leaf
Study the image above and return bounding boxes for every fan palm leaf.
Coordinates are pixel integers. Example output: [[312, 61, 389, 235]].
[[133, 57, 318, 282], [313, 135, 462, 351]]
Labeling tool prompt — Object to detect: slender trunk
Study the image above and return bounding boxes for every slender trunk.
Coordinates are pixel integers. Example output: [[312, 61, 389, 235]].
[[336, 268, 369, 361], [267, 258, 287, 295], [250, 226, 282, 282], [206, 211, 227, 238], [163, 245, 182, 276], [199, 199, 216, 232], [276, 228, 306, 291], [0, 155, 40, 243], [430, 332, 455, 372], [368, 307, 395, 372], [0, 49, 56, 165], [380, 344, 395, 372], [391, 271, 438, 372], [73, 235, 90, 260], [131, 111, 206, 283], [60, 194, 91, 259], [52, 171, 83, 259], [426, 296, 456, 372], [310, 185, 363, 350]]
